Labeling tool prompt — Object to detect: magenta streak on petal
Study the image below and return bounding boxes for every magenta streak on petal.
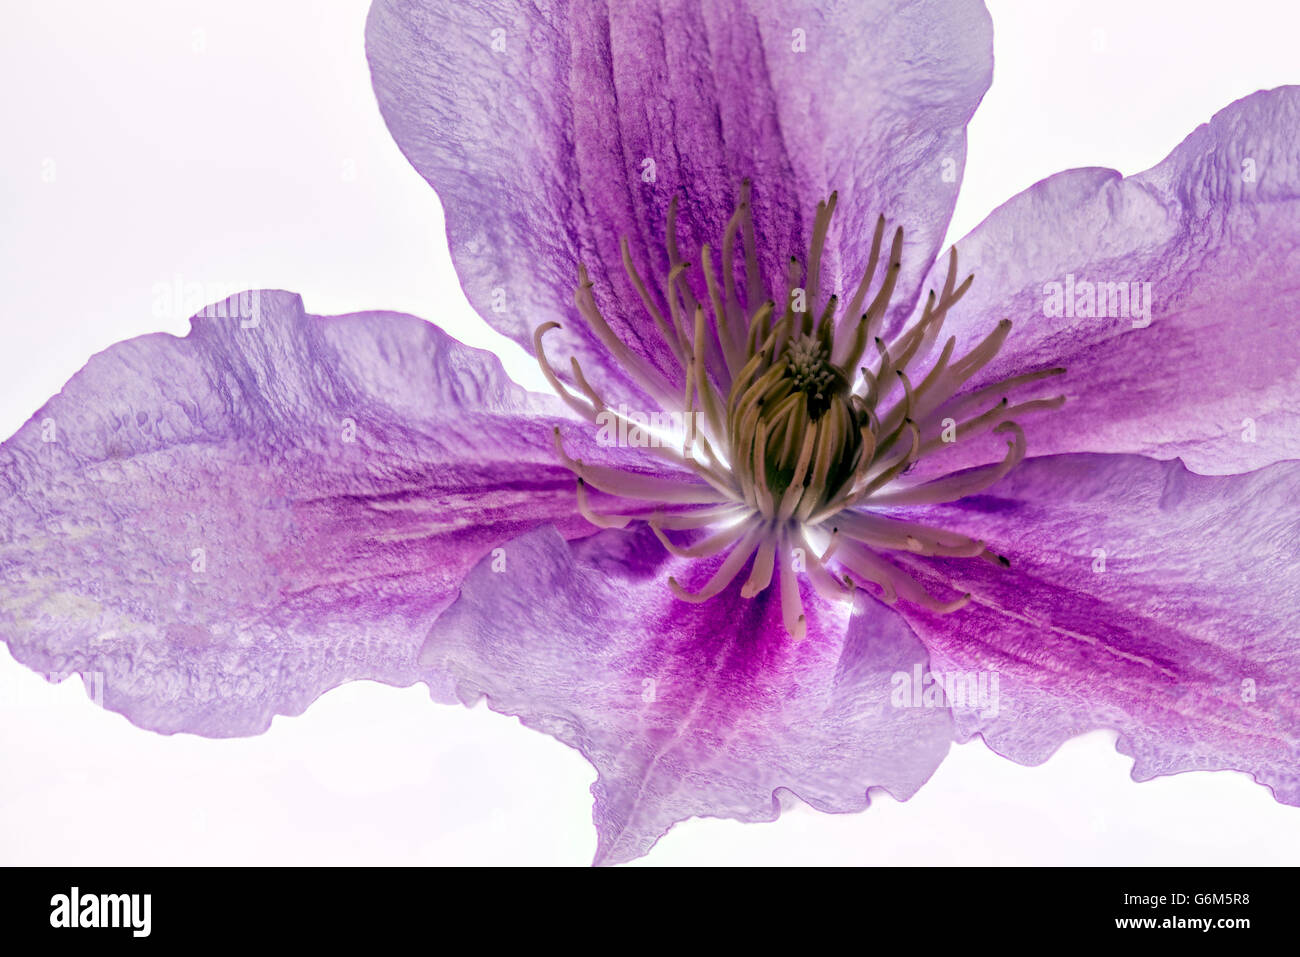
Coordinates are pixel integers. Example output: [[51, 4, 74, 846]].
[[365, 0, 993, 403], [884, 452, 1300, 805], [0, 290, 681, 737], [421, 522, 952, 866]]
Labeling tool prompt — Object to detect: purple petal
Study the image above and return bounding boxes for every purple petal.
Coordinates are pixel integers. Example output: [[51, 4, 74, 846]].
[[891, 452, 1300, 805], [0, 291, 625, 737], [421, 522, 953, 866], [366, 0, 992, 400], [936, 86, 1300, 474]]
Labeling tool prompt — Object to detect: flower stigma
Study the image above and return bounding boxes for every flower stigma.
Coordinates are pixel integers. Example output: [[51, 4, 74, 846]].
[[534, 182, 1065, 639]]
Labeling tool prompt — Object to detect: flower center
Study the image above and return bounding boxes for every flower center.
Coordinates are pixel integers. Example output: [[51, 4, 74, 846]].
[[534, 181, 1064, 638], [729, 321, 861, 524]]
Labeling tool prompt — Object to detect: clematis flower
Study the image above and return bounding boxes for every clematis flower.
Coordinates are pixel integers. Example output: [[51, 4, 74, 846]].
[[2, 0, 1298, 866]]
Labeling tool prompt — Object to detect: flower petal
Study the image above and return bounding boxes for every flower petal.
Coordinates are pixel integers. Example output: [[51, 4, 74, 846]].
[[421, 522, 953, 866], [366, 0, 992, 401], [888, 453, 1300, 805], [0, 290, 632, 737], [937, 86, 1300, 474]]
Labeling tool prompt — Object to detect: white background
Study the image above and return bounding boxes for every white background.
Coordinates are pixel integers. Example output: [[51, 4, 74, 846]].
[[2, 0, 1298, 865]]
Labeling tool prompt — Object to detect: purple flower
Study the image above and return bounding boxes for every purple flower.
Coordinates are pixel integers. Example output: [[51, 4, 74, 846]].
[[2, 0, 1298, 866]]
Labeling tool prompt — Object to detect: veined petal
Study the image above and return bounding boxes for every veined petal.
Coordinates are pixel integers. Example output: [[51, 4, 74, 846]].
[[366, 0, 992, 400], [421, 523, 953, 866], [0, 291, 649, 737], [934, 86, 1300, 474], [888, 453, 1300, 805]]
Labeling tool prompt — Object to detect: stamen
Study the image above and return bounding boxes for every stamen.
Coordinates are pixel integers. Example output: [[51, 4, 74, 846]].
[[945, 318, 1013, 385], [806, 192, 837, 307], [783, 257, 804, 323], [795, 527, 853, 604], [533, 322, 600, 421], [620, 238, 683, 364], [844, 420, 921, 508], [865, 422, 1026, 507], [934, 366, 1067, 422], [720, 203, 746, 348], [915, 394, 1065, 459], [552, 429, 734, 503], [840, 214, 886, 337], [837, 227, 904, 372], [569, 357, 607, 413], [700, 243, 741, 379], [668, 521, 764, 603], [775, 427, 818, 521], [574, 266, 681, 409], [833, 509, 988, 558], [837, 540, 970, 612], [777, 529, 807, 640], [575, 479, 630, 529], [649, 504, 751, 530], [691, 304, 728, 441], [741, 535, 777, 598], [793, 402, 842, 522], [834, 539, 900, 605], [652, 517, 751, 559], [750, 418, 776, 517], [665, 261, 694, 357], [819, 528, 842, 564]]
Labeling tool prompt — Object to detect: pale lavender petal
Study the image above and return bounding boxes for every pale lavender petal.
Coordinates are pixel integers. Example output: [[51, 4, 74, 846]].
[[0, 290, 635, 736], [933, 86, 1300, 474], [421, 523, 953, 866], [366, 0, 992, 401], [889, 453, 1300, 805]]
